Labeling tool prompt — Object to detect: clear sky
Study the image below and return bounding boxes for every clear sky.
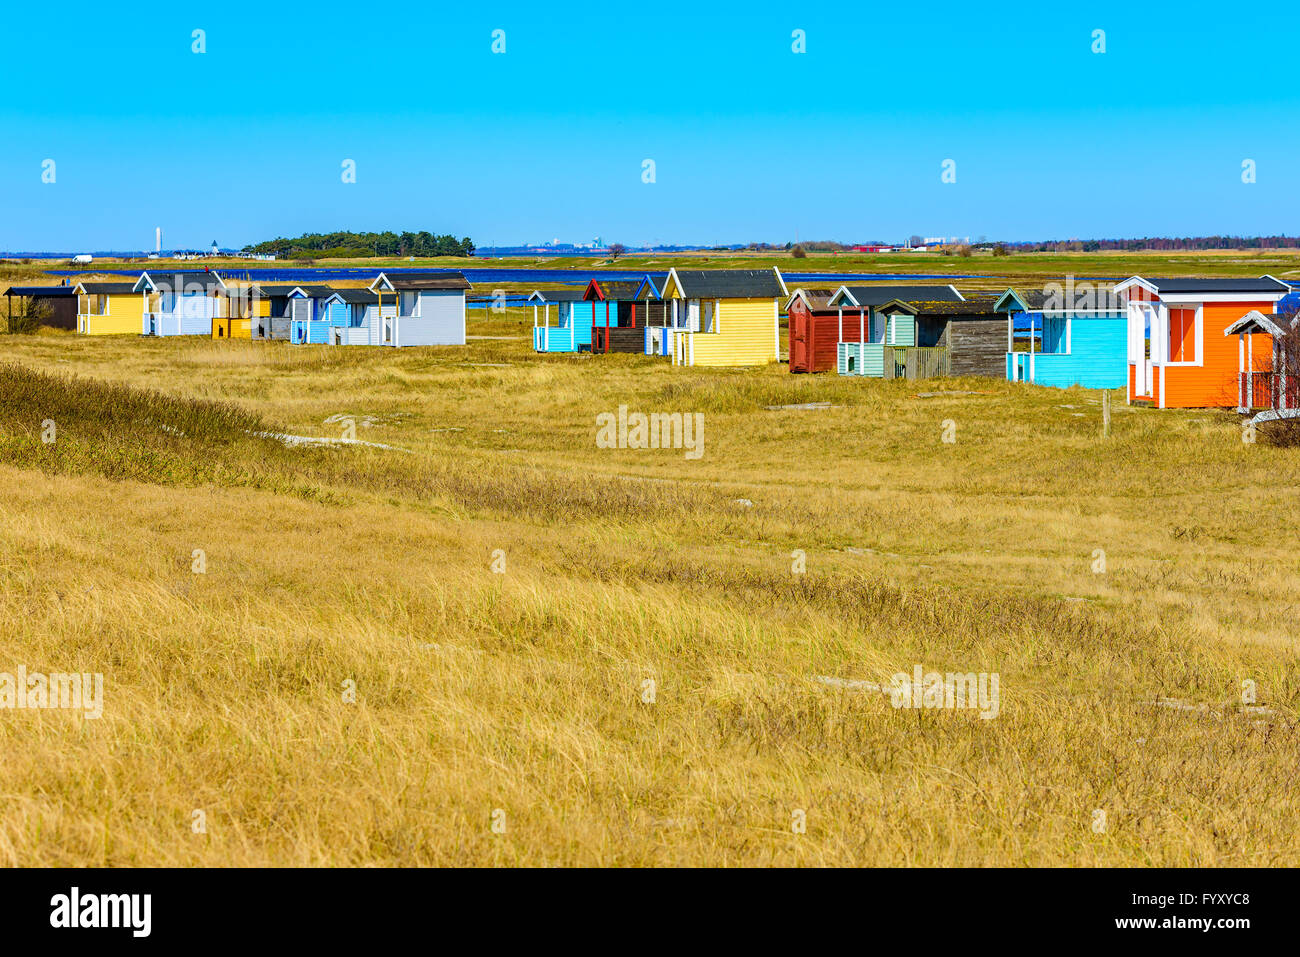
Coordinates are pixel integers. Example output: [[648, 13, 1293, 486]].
[[2, 0, 1297, 250]]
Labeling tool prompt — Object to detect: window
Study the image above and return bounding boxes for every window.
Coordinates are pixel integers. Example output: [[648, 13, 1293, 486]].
[[686, 300, 701, 331], [1043, 317, 1067, 354], [702, 301, 715, 333], [1169, 307, 1197, 362], [399, 291, 419, 317], [870, 312, 885, 343], [87, 295, 108, 316]]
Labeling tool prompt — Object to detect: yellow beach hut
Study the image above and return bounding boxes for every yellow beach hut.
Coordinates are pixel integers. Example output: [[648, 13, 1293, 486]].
[[73, 280, 143, 335], [212, 278, 268, 340], [661, 268, 787, 367]]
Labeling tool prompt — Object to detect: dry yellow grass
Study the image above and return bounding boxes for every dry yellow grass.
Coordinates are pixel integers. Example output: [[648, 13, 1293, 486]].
[[0, 310, 1297, 866]]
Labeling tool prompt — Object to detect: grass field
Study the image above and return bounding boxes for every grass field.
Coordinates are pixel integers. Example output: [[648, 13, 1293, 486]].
[[1, 291, 1298, 866]]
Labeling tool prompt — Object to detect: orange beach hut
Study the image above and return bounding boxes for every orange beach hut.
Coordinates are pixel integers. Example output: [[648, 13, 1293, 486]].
[[1116, 276, 1290, 408]]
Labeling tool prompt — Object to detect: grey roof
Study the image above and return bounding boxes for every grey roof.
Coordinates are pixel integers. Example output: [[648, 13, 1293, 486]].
[[835, 284, 964, 307], [1138, 277, 1290, 294], [585, 279, 645, 301], [377, 271, 471, 291], [785, 288, 838, 311], [77, 282, 137, 295], [253, 284, 303, 296], [667, 269, 785, 299], [995, 288, 1049, 311], [289, 284, 335, 298], [140, 271, 224, 292], [328, 288, 379, 305], [3, 285, 76, 297], [882, 296, 1001, 318], [529, 289, 585, 303]]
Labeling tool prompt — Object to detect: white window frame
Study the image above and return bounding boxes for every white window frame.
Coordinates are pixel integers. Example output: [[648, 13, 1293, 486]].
[[1040, 314, 1072, 355], [1164, 304, 1203, 367], [687, 299, 701, 332], [870, 310, 885, 344], [399, 291, 421, 318]]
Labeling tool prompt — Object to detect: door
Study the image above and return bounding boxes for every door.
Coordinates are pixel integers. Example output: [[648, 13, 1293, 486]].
[[790, 313, 808, 371], [1142, 309, 1154, 395], [1130, 305, 1155, 397]]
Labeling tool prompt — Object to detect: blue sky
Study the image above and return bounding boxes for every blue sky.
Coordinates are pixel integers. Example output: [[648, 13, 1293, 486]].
[[2, 0, 1297, 250]]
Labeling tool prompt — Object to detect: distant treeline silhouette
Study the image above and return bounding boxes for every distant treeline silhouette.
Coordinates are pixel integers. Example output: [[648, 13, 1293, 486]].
[[1010, 236, 1300, 252], [243, 231, 475, 259]]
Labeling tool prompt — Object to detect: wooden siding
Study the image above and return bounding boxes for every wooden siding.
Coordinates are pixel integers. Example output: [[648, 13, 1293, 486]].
[[334, 326, 370, 346], [211, 317, 252, 339], [149, 292, 217, 336], [1162, 301, 1272, 408], [637, 301, 670, 326], [676, 298, 778, 367], [887, 313, 916, 346], [790, 302, 870, 373], [398, 290, 465, 346], [837, 342, 885, 376], [948, 319, 1007, 377], [645, 326, 674, 356], [882, 346, 950, 379], [11, 293, 76, 330], [79, 294, 143, 335], [592, 326, 644, 353], [533, 326, 576, 352], [1011, 314, 1127, 389], [535, 301, 598, 352], [321, 301, 349, 327]]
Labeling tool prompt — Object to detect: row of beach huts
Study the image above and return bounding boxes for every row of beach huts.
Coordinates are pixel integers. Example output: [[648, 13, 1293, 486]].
[[4, 267, 1296, 411]]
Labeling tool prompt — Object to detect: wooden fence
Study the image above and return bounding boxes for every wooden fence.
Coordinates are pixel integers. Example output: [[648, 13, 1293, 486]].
[[1241, 371, 1300, 411], [882, 346, 950, 380]]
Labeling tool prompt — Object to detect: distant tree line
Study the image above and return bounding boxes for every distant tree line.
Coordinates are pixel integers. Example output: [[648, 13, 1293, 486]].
[[1013, 235, 1300, 253], [243, 231, 475, 259]]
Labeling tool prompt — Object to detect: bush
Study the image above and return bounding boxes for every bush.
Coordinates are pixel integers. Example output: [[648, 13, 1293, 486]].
[[1257, 417, 1300, 448], [3, 299, 51, 335], [791, 245, 807, 259]]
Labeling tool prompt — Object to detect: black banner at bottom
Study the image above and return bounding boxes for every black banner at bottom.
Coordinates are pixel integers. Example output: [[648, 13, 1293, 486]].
[[0, 867, 1276, 945]]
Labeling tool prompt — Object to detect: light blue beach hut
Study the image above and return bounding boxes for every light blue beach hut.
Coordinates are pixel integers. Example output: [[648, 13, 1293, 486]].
[[998, 288, 1127, 389], [530, 289, 594, 352]]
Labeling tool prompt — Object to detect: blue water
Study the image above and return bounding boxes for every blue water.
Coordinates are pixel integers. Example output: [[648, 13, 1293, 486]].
[[42, 265, 991, 285]]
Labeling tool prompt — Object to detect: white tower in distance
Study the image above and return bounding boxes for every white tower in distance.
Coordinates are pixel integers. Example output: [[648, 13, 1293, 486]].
[[155, 227, 161, 253]]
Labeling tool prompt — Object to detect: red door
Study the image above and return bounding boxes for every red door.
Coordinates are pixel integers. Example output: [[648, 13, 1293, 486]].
[[791, 310, 808, 372]]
